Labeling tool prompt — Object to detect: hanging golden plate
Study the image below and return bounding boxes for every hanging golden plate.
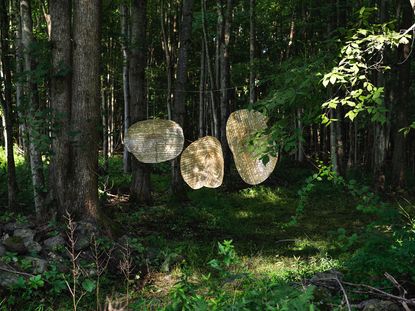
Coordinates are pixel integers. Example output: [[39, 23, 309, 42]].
[[125, 119, 184, 163], [180, 136, 224, 189], [226, 109, 277, 185]]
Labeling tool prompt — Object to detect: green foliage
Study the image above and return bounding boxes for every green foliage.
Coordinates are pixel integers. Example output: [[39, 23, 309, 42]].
[[256, 55, 330, 156], [82, 279, 97, 293], [321, 16, 406, 124], [159, 240, 317, 311], [292, 162, 387, 224]]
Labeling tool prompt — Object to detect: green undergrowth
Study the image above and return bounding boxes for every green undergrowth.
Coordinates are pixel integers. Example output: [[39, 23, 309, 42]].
[[2, 153, 415, 309]]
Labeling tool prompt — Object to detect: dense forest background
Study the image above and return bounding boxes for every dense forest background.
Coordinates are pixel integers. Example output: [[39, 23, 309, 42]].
[[1, 0, 415, 310]]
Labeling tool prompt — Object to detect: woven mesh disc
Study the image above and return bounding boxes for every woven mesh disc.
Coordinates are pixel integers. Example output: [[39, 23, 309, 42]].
[[226, 109, 277, 185], [125, 119, 184, 163], [180, 136, 224, 190]]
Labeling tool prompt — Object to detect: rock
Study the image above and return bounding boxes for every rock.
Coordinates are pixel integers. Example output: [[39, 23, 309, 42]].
[[362, 299, 400, 311], [24, 240, 42, 254], [3, 222, 31, 233], [48, 253, 69, 273], [74, 221, 98, 251], [14, 228, 35, 243], [23, 257, 48, 274], [0, 243, 5, 257], [0, 262, 20, 288], [1, 233, 9, 243], [43, 235, 65, 252], [75, 236, 90, 252], [3, 236, 27, 254], [310, 270, 343, 290]]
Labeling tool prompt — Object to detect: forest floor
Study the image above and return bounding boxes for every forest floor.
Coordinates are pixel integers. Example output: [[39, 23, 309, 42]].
[[1, 151, 414, 310]]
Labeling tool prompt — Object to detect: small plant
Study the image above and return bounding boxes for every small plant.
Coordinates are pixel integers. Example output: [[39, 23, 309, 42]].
[[91, 234, 113, 311], [119, 241, 135, 307]]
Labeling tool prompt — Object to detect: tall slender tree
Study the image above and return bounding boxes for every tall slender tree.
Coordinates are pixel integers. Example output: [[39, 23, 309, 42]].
[[171, 0, 194, 196], [129, 0, 152, 204], [201, 0, 218, 137], [20, 0, 46, 218], [391, 0, 412, 187], [249, 0, 256, 106], [0, 0, 17, 209], [121, 1, 131, 173], [219, 0, 233, 174]]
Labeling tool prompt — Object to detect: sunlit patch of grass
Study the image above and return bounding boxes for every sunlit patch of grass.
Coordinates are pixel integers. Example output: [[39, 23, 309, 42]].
[[239, 186, 283, 203], [241, 252, 339, 280]]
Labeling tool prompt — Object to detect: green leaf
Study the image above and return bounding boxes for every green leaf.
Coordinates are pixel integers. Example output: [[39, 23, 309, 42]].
[[82, 279, 96, 293], [330, 74, 337, 85]]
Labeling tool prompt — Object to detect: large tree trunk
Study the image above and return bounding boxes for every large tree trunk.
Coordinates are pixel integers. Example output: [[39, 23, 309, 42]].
[[129, 0, 152, 204], [49, 0, 72, 215], [20, 0, 46, 218], [121, 2, 131, 173], [0, 0, 17, 209], [171, 0, 193, 197], [71, 0, 101, 220]]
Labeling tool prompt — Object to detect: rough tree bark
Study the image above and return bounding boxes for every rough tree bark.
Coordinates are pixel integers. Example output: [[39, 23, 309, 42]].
[[121, 2, 131, 173], [0, 0, 17, 209], [71, 0, 101, 220], [129, 0, 152, 204], [391, 0, 412, 188], [20, 0, 46, 218], [49, 0, 72, 215], [171, 0, 193, 197]]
